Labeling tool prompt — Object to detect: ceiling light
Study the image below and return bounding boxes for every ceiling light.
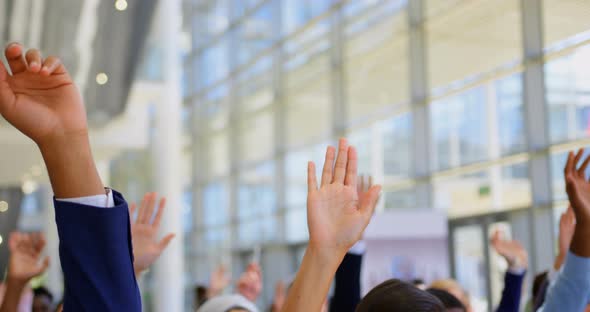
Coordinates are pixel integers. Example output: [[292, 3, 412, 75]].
[[0, 201, 7, 213], [96, 73, 109, 85], [115, 0, 128, 11]]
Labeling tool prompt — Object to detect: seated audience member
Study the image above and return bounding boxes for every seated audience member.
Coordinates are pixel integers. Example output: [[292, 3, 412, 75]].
[[32, 286, 54, 312], [0, 233, 49, 312], [0, 43, 141, 310], [426, 288, 466, 312], [490, 230, 528, 312], [356, 279, 444, 312], [429, 279, 472, 312], [537, 149, 590, 311], [198, 294, 259, 312], [280, 138, 382, 312]]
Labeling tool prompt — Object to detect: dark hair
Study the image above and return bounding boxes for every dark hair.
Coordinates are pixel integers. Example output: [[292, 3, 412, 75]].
[[532, 271, 550, 311], [33, 286, 54, 302], [356, 279, 445, 312], [412, 279, 426, 286], [426, 288, 466, 311]]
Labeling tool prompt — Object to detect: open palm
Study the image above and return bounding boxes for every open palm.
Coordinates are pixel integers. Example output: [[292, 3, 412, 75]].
[[564, 149, 590, 224], [130, 193, 175, 275], [307, 139, 381, 252], [8, 232, 50, 283], [0, 44, 86, 144], [490, 230, 528, 269]]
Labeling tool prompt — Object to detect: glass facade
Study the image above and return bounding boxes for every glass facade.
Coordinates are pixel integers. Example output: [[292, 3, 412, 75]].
[[181, 0, 590, 306]]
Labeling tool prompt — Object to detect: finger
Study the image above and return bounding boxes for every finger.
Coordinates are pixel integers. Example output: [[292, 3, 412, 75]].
[[129, 203, 137, 220], [158, 233, 175, 250], [40, 56, 64, 76], [153, 197, 167, 228], [5, 43, 27, 74], [137, 193, 153, 224], [357, 174, 364, 195], [359, 185, 382, 215], [332, 138, 349, 184], [573, 149, 584, 170], [578, 154, 590, 177], [368, 176, 374, 189], [143, 193, 157, 224], [565, 151, 575, 177], [344, 146, 358, 187], [25, 49, 42, 73], [307, 162, 318, 192], [320, 146, 335, 186]]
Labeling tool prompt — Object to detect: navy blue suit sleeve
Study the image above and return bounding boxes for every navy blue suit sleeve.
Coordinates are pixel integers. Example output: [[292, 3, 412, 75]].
[[54, 190, 142, 312], [496, 270, 525, 312], [329, 252, 363, 312]]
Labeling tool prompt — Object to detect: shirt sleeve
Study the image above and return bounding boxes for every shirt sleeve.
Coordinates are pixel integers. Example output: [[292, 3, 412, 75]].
[[495, 270, 525, 312], [56, 188, 115, 208], [54, 189, 141, 311], [538, 251, 590, 312]]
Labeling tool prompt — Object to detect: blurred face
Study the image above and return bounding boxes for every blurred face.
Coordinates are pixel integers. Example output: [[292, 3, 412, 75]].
[[32, 295, 52, 312]]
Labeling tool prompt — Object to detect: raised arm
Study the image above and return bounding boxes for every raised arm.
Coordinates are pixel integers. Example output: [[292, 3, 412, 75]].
[[490, 230, 528, 312], [0, 43, 140, 311], [539, 149, 590, 312], [554, 206, 575, 271], [281, 138, 381, 312], [0, 233, 49, 312]]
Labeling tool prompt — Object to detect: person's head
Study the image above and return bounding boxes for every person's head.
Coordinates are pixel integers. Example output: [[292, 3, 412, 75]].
[[532, 271, 549, 310], [32, 286, 53, 312], [356, 279, 444, 312], [426, 288, 466, 312], [412, 279, 427, 290], [195, 285, 208, 307], [430, 279, 472, 312], [197, 294, 259, 312]]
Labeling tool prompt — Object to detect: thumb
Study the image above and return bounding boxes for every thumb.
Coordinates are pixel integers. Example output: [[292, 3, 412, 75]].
[[158, 233, 175, 251], [0, 61, 15, 115], [359, 185, 381, 216]]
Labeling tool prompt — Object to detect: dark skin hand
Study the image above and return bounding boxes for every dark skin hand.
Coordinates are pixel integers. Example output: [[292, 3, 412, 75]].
[[564, 149, 590, 257]]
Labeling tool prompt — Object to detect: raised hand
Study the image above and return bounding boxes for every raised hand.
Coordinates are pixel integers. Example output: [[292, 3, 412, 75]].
[[564, 149, 590, 257], [207, 265, 230, 299], [307, 138, 381, 253], [490, 230, 528, 270], [130, 193, 175, 276], [554, 206, 576, 270], [281, 139, 382, 312], [236, 263, 263, 302], [0, 43, 86, 145], [271, 281, 287, 312], [7, 232, 49, 283]]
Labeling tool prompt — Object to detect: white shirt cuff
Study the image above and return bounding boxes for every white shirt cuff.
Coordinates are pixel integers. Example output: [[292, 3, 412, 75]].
[[56, 189, 115, 208]]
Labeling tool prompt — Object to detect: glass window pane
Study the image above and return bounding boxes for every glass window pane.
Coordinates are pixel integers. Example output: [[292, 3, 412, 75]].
[[238, 162, 277, 220], [237, 58, 274, 112], [384, 187, 417, 210], [208, 131, 230, 178], [453, 225, 489, 311], [201, 38, 229, 87], [285, 144, 326, 208], [238, 111, 274, 164], [545, 46, 590, 143], [285, 46, 332, 148], [203, 182, 229, 227], [543, 0, 590, 49], [426, 0, 522, 90], [496, 74, 526, 155], [382, 113, 413, 178], [549, 150, 590, 202], [434, 162, 531, 217], [236, 1, 276, 66], [286, 208, 308, 243], [283, 0, 334, 35], [344, 2, 409, 121], [431, 87, 488, 170]]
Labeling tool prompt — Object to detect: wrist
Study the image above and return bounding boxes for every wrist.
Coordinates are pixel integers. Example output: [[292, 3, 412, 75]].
[[38, 131, 104, 198], [570, 225, 590, 258], [6, 275, 28, 290]]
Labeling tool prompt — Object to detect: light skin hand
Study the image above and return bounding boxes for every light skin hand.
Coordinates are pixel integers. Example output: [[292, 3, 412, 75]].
[[0, 43, 103, 198], [130, 192, 175, 276], [490, 230, 528, 270], [236, 263, 262, 302], [281, 138, 382, 312], [207, 265, 231, 299], [564, 149, 590, 257], [0, 232, 49, 312]]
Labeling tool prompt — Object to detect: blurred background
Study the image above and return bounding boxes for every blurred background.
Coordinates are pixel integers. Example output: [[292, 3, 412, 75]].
[[1, 0, 590, 311]]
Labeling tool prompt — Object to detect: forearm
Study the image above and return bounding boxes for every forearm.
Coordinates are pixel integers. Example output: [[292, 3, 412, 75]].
[[0, 278, 27, 312], [570, 224, 590, 258], [38, 132, 104, 198], [282, 245, 344, 312]]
